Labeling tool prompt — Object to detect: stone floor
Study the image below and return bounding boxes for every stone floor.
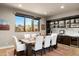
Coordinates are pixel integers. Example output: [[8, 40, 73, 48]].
[[43, 44, 79, 56], [0, 44, 79, 56]]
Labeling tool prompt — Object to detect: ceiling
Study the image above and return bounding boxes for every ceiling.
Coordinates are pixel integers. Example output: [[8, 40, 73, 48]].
[[2, 3, 79, 16]]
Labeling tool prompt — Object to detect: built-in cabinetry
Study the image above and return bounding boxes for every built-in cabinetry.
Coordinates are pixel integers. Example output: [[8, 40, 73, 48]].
[[57, 35, 71, 46], [57, 35, 79, 47], [49, 18, 79, 28], [46, 15, 79, 35]]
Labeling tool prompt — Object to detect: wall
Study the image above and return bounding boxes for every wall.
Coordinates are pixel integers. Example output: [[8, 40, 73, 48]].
[[0, 6, 46, 47], [51, 28, 79, 35], [48, 10, 79, 20], [48, 10, 79, 35], [40, 17, 46, 35]]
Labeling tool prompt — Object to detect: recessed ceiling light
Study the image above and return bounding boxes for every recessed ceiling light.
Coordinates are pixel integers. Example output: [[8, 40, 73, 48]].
[[60, 5, 64, 9], [18, 4, 22, 7]]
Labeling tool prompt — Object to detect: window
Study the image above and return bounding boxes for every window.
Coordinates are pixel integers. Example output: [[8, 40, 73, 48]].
[[25, 18, 32, 32], [15, 15, 40, 32], [15, 16, 24, 32], [34, 20, 39, 32]]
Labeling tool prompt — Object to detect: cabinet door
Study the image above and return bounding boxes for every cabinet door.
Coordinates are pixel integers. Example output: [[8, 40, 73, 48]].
[[46, 21, 50, 34]]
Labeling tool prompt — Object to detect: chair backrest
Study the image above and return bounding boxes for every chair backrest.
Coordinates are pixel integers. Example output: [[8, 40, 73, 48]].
[[24, 34, 31, 39], [12, 36, 18, 43], [12, 36, 25, 51], [51, 33, 58, 45], [51, 33, 57, 36], [34, 36, 43, 51], [31, 34, 37, 38], [44, 36, 51, 48], [12, 36, 19, 46]]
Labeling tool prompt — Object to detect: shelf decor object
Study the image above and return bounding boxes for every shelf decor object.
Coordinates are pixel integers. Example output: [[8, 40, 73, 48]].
[[59, 30, 65, 34]]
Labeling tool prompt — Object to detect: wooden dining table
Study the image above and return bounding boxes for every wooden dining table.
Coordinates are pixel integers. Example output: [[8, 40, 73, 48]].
[[19, 39, 35, 56], [19, 36, 58, 56]]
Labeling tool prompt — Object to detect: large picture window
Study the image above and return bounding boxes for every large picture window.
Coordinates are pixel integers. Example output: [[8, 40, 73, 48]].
[[15, 15, 40, 32]]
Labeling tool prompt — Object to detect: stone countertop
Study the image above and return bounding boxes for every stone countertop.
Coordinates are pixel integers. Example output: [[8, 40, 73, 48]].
[[58, 34, 79, 37]]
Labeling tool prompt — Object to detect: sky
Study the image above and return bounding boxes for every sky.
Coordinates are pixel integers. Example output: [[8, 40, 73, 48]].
[[16, 16, 24, 26]]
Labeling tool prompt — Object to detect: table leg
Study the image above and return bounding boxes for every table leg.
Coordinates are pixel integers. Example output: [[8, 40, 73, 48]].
[[70, 37, 71, 46], [77, 38, 79, 48], [26, 44, 33, 56]]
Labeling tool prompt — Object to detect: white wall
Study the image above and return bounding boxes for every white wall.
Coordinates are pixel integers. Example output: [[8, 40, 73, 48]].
[[0, 6, 46, 47], [0, 6, 15, 47], [40, 18, 46, 34], [51, 28, 79, 35], [48, 10, 79, 20], [48, 10, 79, 35]]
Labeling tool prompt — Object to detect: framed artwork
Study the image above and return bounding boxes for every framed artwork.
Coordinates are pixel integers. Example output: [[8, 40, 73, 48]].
[[41, 24, 46, 30], [0, 19, 9, 30]]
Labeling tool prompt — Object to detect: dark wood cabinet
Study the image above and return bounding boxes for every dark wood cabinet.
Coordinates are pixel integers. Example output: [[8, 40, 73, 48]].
[[46, 21, 51, 35], [58, 35, 71, 46], [57, 35, 79, 47]]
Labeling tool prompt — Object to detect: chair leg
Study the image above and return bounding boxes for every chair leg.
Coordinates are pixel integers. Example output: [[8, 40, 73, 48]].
[[44, 48, 46, 54], [33, 50, 43, 56], [16, 52, 19, 56], [32, 50, 34, 56], [41, 50, 42, 56], [54, 45, 57, 49], [14, 49, 16, 56], [24, 50, 26, 56], [32, 50, 36, 56], [34, 51, 36, 56], [14, 50, 20, 56], [51, 46, 53, 51], [49, 47, 51, 52]]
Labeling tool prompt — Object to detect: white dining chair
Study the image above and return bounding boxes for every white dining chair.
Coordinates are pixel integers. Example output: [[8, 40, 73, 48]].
[[24, 34, 31, 39], [32, 36, 44, 56], [51, 33, 58, 49], [12, 36, 26, 55], [43, 36, 51, 53]]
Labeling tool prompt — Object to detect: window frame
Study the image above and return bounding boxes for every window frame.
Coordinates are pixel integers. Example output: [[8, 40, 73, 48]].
[[15, 14, 40, 32]]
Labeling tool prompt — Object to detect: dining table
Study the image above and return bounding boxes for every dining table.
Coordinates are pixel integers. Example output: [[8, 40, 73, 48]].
[[19, 35, 58, 56], [19, 38, 35, 56]]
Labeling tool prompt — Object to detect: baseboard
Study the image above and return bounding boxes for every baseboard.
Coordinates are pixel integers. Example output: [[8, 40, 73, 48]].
[[0, 45, 14, 49]]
